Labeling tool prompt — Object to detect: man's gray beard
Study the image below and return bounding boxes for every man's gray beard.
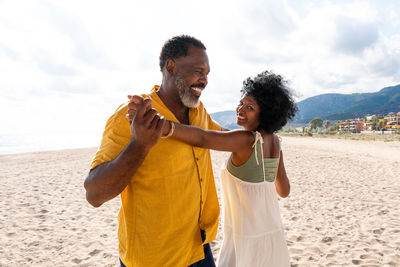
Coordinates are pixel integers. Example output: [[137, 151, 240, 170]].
[[176, 75, 200, 108]]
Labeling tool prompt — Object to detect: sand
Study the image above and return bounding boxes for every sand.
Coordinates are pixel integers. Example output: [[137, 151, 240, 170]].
[[1, 137, 399, 266]]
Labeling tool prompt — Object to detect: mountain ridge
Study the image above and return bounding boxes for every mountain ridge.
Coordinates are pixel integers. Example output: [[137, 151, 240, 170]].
[[294, 84, 400, 122]]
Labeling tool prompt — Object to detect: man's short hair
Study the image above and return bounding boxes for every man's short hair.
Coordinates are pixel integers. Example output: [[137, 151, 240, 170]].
[[159, 35, 206, 71]]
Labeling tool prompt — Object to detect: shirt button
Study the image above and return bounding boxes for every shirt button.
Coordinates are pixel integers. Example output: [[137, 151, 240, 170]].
[[196, 157, 199, 161], [200, 178, 203, 182]]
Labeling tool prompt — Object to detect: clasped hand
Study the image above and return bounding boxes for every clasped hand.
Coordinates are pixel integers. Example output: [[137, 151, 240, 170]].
[[126, 95, 166, 149]]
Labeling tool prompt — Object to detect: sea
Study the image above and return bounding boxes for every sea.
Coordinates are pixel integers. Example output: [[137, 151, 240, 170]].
[[0, 132, 102, 155]]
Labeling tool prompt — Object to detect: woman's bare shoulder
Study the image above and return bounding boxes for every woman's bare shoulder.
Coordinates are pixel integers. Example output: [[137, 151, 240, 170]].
[[272, 133, 281, 151]]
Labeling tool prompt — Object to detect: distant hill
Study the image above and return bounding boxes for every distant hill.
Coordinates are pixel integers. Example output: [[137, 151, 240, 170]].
[[210, 110, 241, 129], [211, 84, 400, 127], [294, 84, 400, 123]]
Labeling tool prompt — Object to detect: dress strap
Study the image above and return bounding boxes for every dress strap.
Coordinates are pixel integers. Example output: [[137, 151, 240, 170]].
[[252, 131, 266, 182]]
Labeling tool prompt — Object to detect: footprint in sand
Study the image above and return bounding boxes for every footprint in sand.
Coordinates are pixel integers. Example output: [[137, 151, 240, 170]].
[[28, 241, 40, 247], [89, 249, 102, 256], [72, 258, 82, 264], [84, 242, 95, 248], [377, 209, 389, 215], [372, 228, 385, 234], [102, 252, 114, 258], [321, 236, 333, 243]]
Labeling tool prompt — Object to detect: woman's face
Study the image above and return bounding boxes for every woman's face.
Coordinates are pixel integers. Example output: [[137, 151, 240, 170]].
[[236, 94, 260, 131]]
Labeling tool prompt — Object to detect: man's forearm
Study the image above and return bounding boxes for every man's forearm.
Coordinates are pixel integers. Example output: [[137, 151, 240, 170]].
[[84, 140, 150, 207]]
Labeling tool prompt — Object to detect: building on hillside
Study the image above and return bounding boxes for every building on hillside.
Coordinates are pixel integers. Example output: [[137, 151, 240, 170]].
[[364, 115, 374, 130], [330, 113, 399, 132], [349, 119, 363, 133], [338, 119, 363, 133], [363, 114, 388, 131], [385, 112, 400, 129], [338, 120, 348, 132]]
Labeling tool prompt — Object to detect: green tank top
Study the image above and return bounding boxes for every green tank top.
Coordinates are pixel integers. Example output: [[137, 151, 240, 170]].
[[226, 132, 279, 183]]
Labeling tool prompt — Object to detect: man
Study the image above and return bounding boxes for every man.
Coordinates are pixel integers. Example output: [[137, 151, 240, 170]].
[[84, 35, 222, 267]]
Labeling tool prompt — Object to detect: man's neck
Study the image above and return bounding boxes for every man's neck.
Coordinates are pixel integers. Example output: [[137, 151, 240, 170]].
[[157, 85, 189, 124]]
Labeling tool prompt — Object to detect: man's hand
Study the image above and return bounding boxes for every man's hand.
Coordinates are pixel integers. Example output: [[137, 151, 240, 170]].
[[130, 97, 165, 150], [126, 95, 143, 122]]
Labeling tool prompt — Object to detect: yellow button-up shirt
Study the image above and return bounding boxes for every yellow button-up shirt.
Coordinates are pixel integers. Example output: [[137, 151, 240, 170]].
[[91, 86, 221, 267]]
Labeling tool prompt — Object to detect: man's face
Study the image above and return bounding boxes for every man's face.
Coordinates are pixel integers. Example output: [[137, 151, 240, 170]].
[[173, 46, 210, 108]]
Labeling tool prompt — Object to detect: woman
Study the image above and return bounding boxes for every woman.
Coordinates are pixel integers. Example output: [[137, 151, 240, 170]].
[[129, 70, 297, 266]]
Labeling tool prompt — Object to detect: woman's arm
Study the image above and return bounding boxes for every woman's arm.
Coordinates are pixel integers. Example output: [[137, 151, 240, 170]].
[[275, 150, 290, 198], [125, 95, 251, 152], [162, 120, 254, 152]]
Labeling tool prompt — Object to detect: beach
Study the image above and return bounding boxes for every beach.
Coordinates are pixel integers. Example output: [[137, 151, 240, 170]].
[[1, 137, 399, 266]]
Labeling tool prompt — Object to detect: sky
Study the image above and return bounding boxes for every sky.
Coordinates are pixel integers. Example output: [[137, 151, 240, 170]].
[[1, 0, 400, 141]]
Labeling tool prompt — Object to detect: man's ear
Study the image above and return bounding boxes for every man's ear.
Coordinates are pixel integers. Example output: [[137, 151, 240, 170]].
[[165, 59, 176, 75]]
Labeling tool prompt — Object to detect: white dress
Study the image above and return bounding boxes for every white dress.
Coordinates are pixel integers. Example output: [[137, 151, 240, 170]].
[[217, 132, 290, 267]]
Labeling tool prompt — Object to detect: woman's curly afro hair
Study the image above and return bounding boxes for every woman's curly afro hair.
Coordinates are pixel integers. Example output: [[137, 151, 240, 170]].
[[241, 70, 298, 134]]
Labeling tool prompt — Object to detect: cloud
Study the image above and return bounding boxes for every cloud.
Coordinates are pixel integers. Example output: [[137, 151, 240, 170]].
[[390, 9, 400, 28], [220, 0, 297, 64], [364, 34, 400, 77], [333, 17, 379, 55], [39, 2, 113, 68], [244, 0, 297, 37], [35, 53, 77, 76], [311, 72, 358, 91], [0, 44, 19, 60]]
